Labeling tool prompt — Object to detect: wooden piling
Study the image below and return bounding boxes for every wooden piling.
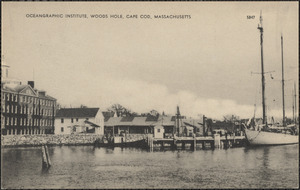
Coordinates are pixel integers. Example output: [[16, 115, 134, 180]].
[[42, 145, 51, 170], [44, 145, 51, 166], [171, 139, 177, 150], [181, 142, 185, 149], [193, 136, 196, 151], [210, 141, 215, 149]]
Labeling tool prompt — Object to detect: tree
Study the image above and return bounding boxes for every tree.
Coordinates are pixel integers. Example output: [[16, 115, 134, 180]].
[[108, 104, 135, 117], [223, 114, 240, 123]]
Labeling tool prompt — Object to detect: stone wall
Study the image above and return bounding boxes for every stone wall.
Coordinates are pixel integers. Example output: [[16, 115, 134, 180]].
[[1, 134, 103, 147], [124, 134, 149, 142]]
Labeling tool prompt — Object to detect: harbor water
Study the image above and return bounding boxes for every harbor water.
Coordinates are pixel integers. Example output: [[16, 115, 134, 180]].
[[1, 144, 299, 189]]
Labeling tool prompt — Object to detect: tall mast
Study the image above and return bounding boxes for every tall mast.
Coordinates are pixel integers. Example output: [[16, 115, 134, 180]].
[[281, 35, 286, 126], [292, 86, 295, 123], [294, 82, 297, 124], [257, 11, 266, 124]]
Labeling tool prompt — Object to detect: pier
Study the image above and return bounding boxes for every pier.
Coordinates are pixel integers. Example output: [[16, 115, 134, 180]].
[[146, 135, 246, 151]]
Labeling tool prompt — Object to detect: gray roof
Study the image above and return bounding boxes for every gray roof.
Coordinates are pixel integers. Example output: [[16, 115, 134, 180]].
[[56, 108, 100, 118]]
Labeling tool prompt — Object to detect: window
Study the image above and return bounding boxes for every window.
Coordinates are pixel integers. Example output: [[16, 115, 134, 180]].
[[6, 118, 9, 125], [6, 105, 9, 113], [14, 119, 17, 126], [61, 118, 64, 123], [76, 118, 78, 122], [71, 118, 74, 123], [61, 127, 64, 132], [15, 106, 17, 113], [158, 129, 160, 133]]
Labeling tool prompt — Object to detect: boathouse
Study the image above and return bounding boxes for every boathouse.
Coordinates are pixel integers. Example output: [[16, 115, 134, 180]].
[[104, 115, 206, 138]]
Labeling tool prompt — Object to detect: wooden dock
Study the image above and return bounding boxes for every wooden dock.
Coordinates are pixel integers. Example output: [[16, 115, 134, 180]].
[[147, 135, 246, 151]]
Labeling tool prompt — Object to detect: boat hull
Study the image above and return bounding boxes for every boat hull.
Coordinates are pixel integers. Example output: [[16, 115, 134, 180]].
[[244, 128, 299, 146]]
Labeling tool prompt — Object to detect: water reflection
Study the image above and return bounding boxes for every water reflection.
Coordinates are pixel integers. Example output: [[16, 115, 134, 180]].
[[1, 145, 298, 189]]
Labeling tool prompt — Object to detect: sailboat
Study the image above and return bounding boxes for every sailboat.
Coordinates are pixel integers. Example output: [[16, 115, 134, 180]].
[[243, 12, 299, 146]]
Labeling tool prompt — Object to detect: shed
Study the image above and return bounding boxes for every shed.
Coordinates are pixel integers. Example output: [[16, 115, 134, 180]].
[[154, 125, 164, 139]]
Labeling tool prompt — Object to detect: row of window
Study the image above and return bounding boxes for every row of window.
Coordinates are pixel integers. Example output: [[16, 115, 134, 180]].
[[3, 93, 55, 106], [61, 118, 89, 123], [2, 105, 54, 116], [4, 117, 53, 127]]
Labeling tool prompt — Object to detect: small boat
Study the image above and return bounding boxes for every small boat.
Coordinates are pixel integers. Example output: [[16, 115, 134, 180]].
[[243, 12, 298, 146]]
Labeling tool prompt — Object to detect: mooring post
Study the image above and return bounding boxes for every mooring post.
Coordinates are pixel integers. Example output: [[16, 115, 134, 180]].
[[42, 145, 50, 170], [202, 141, 206, 149], [44, 145, 51, 167], [193, 135, 196, 151]]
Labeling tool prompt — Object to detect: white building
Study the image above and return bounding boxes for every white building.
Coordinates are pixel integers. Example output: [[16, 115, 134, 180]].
[[55, 108, 104, 135]]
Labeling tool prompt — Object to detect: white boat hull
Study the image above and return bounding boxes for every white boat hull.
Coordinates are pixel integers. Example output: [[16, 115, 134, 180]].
[[244, 128, 299, 145]]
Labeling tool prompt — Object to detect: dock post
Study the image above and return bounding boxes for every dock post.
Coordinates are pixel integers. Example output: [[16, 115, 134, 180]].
[[150, 136, 153, 151], [171, 139, 177, 150], [42, 145, 51, 170], [181, 141, 185, 149], [44, 145, 51, 167], [193, 135, 196, 151], [214, 134, 220, 149]]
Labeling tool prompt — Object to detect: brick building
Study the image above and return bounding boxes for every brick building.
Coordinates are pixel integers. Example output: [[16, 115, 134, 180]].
[[1, 82, 57, 135], [1, 60, 57, 135]]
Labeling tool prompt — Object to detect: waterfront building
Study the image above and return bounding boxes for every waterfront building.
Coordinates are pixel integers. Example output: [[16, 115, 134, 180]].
[[55, 108, 104, 135], [1, 62, 57, 135], [1, 82, 57, 135], [104, 115, 204, 138]]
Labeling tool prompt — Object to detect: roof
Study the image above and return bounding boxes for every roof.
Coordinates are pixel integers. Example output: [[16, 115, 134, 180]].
[[56, 108, 100, 118], [2, 83, 56, 100], [84, 120, 100, 128], [2, 84, 27, 93], [183, 119, 203, 128], [105, 116, 175, 127], [102, 111, 115, 122]]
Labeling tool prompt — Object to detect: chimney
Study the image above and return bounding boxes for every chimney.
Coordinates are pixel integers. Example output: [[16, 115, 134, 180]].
[[28, 81, 34, 89]]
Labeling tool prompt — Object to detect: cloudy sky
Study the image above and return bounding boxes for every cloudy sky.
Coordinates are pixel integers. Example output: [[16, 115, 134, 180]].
[[2, 2, 298, 120]]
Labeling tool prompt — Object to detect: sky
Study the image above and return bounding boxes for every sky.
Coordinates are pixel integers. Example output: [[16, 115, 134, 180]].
[[2, 2, 298, 120]]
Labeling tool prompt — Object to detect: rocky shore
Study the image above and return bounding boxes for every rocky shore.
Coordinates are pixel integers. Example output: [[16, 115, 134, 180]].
[[1, 134, 104, 147], [1, 134, 149, 147]]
